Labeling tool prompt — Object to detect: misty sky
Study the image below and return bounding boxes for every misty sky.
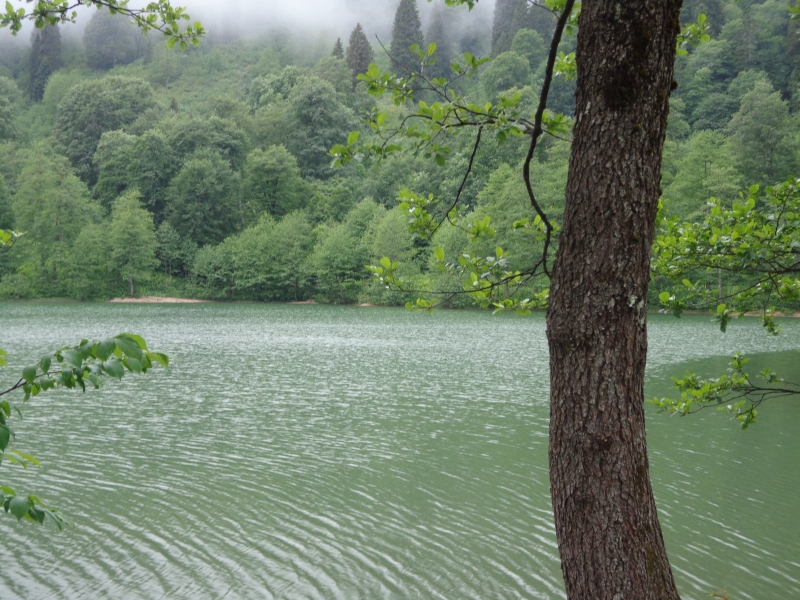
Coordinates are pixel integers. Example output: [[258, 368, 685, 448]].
[[3, 0, 496, 44]]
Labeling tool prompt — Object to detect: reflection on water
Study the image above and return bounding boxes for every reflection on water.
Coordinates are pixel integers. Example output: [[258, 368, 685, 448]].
[[0, 303, 798, 599]]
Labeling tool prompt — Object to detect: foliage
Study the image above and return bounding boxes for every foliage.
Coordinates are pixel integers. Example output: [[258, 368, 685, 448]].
[[655, 178, 800, 323], [242, 146, 306, 219], [93, 130, 135, 210], [283, 76, 356, 179], [1, 1, 203, 50], [53, 76, 156, 184], [650, 353, 800, 429], [83, 8, 145, 70], [346, 24, 374, 86], [390, 0, 424, 74], [481, 51, 531, 99], [332, 37, 344, 60], [28, 24, 61, 101], [166, 148, 240, 245], [109, 190, 158, 297], [0, 76, 18, 141], [726, 81, 798, 188], [0, 332, 168, 528]]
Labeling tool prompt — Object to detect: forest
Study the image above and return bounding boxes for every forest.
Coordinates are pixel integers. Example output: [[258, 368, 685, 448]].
[[0, 0, 798, 309]]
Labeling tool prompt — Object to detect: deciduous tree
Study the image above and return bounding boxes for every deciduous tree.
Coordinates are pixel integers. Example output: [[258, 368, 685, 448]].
[[109, 190, 158, 297]]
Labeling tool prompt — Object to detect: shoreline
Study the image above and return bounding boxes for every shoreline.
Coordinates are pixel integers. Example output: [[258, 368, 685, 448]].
[[109, 296, 211, 304]]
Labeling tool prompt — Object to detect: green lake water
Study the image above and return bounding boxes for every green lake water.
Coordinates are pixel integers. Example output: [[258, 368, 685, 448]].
[[1, 303, 798, 599]]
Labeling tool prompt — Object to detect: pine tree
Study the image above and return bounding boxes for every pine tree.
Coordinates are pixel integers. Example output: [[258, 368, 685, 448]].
[[425, 9, 453, 80], [346, 24, 374, 85], [492, 0, 517, 56], [390, 0, 424, 74], [29, 25, 62, 101], [332, 37, 344, 59]]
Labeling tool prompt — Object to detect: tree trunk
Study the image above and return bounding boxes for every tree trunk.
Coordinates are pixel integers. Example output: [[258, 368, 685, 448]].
[[128, 276, 134, 298], [546, 1, 683, 598]]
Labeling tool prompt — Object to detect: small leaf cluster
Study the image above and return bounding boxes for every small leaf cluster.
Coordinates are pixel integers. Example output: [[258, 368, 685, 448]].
[[649, 353, 799, 429], [676, 14, 712, 56], [1, 1, 204, 50]]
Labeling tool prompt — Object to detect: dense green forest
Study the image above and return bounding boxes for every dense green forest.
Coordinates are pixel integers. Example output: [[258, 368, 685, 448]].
[[0, 0, 798, 306]]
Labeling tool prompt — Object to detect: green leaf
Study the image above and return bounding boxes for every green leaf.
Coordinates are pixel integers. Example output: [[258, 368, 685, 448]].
[[22, 366, 37, 384], [347, 131, 360, 146], [95, 339, 117, 361], [118, 334, 147, 351], [115, 337, 143, 360], [102, 360, 125, 379], [61, 349, 82, 368], [0, 425, 9, 451], [434, 246, 445, 262], [145, 352, 169, 368], [659, 291, 670, 303], [9, 495, 31, 520], [39, 356, 51, 373]]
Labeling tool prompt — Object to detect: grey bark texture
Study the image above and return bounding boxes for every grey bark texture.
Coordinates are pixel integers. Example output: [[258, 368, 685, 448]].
[[546, 0, 684, 598]]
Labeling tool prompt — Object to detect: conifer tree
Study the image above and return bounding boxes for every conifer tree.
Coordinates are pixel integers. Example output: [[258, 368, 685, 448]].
[[425, 9, 453, 80], [492, 0, 517, 56], [332, 37, 344, 59], [346, 24, 374, 85], [390, 0, 423, 74], [29, 25, 62, 101]]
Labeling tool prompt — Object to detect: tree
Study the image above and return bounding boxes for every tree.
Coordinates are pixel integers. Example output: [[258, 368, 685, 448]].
[[726, 80, 798, 187], [284, 77, 356, 179], [347, 23, 375, 85], [480, 51, 531, 99], [166, 148, 239, 246], [12, 148, 99, 296], [28, 24, 61, 101], [242, 146, 306, 220], [0, 76, 18, 141], [0, 174, 11, 230], [390, 0, 424, 74], [332, 37, 344, 59], [492, 0, 536, 56], [93, 130, 135, 211], [53, 76, 156, 185], [491, 0, 518, 56], [83, 8, 146, 70], [425, 9, 454, 80], [511, 28, 547, 70], [109, 191, 158, 297], [335, 0, 688, 595], [663, 130, 743, 217], [128, 130, 178, 223]]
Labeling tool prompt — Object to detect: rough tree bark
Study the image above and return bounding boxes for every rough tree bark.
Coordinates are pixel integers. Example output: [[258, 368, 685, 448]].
[[546, 1, 684, 598]]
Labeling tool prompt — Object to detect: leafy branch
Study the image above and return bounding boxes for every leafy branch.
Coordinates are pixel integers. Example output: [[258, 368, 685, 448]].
[[1, 334, 168, 529], [1, 0, 203, 49], [650, 353, 800, 429]]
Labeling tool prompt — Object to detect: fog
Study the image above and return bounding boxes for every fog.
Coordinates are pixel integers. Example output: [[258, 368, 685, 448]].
[[1, 0, 496, 46]]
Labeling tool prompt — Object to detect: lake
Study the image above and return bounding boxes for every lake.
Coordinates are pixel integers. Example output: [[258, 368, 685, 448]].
[[1, 303, 798, 599]]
